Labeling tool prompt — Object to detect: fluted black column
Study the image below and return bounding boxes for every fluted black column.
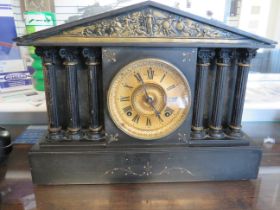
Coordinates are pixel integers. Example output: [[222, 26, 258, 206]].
[[229, 49, 257, 137], [82, 48, 103, 140], [59, 48, 81, 140], [36, 48, 61, 140], [209, 49, 233, 138], [192, 49, 215, 139]]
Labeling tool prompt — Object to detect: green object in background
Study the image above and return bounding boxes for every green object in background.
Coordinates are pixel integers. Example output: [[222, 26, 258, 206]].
[[24, 12, 56, 91], [31, 52, 44, 90]]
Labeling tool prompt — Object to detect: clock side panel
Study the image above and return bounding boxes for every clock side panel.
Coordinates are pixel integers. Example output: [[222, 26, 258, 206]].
[[102, 47, 197, 145]]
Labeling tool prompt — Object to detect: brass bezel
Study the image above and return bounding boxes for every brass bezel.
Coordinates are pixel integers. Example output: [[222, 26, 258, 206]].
[[107, 58, 192, 140]]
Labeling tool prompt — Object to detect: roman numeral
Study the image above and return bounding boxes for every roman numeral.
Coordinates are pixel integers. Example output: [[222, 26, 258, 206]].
[[132, 114, 140, 123], [166, 84, 176, 91], [120, 96, 130, 101], [123, 84, 133, 89], [146, 117, 151, 126], [160, 73, 166, 83], [123, 105, 132, 113], [134, 73, 143, 82], [147, 68, 154, 80]]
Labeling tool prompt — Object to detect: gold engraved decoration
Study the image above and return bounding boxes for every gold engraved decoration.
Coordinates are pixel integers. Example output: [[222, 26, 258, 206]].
[[107, 58, 191, 140], [105, 133, 119, 143], [104, 161, 194, 177], [61, 7, 241, 39], [102, 49, 118, 63]]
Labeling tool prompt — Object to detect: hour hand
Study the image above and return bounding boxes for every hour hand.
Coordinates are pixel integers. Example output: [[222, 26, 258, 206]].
[[137, 75, 149, 100]]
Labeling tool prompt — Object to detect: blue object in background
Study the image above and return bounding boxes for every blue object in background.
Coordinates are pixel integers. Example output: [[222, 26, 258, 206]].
[[0, 3, 21, 58], [14, 126, 46, 144], [0, 3, 32, 91]]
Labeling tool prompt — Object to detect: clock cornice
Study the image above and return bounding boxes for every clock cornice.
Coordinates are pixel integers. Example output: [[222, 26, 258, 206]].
[[15, 1, 276, 48]]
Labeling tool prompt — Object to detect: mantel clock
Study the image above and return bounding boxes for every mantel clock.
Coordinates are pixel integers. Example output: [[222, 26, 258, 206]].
[[15, 1, 276, 184]]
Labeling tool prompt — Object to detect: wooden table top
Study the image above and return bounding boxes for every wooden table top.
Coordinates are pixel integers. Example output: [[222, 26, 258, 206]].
[[0, 123, 280, 210]]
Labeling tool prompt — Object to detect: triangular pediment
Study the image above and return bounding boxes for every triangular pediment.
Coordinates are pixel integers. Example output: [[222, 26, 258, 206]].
[[15, 1, 276, 48], [62, 7, 240, 39]]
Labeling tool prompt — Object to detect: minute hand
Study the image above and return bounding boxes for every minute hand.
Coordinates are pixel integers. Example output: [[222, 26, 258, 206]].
[[149, 100, 163, 122]]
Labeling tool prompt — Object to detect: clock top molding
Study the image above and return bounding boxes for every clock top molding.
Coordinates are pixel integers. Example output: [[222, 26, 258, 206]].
[[15, 1, 276, 48]]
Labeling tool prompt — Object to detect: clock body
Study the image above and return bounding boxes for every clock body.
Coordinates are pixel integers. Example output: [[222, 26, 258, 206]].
[[15, 1, 274, 184], [103, 47, 197, 145]]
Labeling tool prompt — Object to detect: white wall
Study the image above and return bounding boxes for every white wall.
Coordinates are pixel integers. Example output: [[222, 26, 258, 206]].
[[265, 0, 280, 45], [184, 0, 226, 21], [11, 0, 26, 36], [238, 0, 271, 36]]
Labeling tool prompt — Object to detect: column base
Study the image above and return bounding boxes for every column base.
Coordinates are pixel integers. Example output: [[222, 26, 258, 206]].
[[47, 131, 63, 140], [66, 130, 82, 140], [229, 130, 243, 137], [85, 131, 104, 141], [191, 129, 206, 139], [228, 126, 243, 137], [209, 128, 225, 139]]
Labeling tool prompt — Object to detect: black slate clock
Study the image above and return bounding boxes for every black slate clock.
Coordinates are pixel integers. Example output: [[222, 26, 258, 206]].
[[15, 1, 276, 184]]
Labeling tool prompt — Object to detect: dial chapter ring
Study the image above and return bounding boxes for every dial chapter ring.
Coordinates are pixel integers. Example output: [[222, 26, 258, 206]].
[[107, 58, 191, 140]]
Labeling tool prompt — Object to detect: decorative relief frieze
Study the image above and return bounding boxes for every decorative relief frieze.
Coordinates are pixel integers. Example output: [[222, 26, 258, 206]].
[[61, 7, 241, 39]]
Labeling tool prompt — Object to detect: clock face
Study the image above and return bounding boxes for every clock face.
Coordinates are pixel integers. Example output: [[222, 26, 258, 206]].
[[107, 58, 191, 140]]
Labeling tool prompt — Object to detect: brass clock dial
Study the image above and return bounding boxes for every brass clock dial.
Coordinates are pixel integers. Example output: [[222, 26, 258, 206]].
[[107, 58, 191, 140]]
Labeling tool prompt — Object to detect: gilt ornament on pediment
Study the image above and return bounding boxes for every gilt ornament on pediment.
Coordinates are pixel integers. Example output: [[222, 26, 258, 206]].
[[61, 8, 241, 39]]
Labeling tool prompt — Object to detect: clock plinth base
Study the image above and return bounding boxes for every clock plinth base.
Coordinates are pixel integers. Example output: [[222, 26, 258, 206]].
[[29, 138, 261, 185]]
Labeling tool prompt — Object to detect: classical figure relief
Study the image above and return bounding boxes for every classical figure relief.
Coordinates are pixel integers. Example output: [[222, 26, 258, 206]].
[[62, 7, 241, 39]]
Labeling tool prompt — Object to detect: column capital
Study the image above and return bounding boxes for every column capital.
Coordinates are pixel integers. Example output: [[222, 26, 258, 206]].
[[216, 48, 234, 65], [82, 48, 101, 65], [197, 48, 215, 65], [59, 48, 79, 64], [35, 47, 58, 65], [237, 48, 257, 64]]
